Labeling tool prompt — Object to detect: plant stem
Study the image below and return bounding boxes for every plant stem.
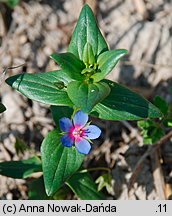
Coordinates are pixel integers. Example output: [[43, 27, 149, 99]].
[[80, 167, 111, 173]]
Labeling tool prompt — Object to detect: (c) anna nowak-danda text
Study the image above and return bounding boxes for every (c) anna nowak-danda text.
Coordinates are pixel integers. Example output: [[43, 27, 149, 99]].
[[16, 203, 117, 213]]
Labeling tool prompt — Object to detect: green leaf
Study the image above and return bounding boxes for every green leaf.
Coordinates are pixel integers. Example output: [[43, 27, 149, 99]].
[[67, 81, 110, 113], [28, 176, 70, 200], [66, 172, 105, 200], [28, 176, 48, 200], [50, 52, 85, 81], [82, 42, 95, 65], [138, 120, 165, 144], [153, 96, 168, 115], [166, 120, 172, 127], [91, 49, 128, 82], [50, 106, 73, 126], [95, 173, 113, 194], [3, 0, 19, 8], [5, 71, 73, 106], [52, 185, 70, 200], [93, 80, 162, 120], [41, 129, 84, 196], [0, 156, 42, 179], [0, 102, 6, 113], [68, 4, 108, 60], [14, 138, 27, 155]]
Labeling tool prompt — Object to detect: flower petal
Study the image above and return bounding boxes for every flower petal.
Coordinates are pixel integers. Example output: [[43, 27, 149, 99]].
[[75, 138, 91, 154], [60, 134, 74, 147], [73, 110, 88, 128], [59, 117, 73, 132], [83, 125, 101, 139]]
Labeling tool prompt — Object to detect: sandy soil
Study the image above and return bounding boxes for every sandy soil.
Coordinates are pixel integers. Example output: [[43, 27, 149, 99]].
[[0, 0, 172, 200]]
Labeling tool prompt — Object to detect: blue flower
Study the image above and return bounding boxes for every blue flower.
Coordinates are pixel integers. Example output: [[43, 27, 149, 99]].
[[59, 110, 101, 154]]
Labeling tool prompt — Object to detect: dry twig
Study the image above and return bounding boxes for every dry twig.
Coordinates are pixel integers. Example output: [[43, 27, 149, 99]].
[[151, 149, 166, 199], [133, 0, 148, 19], [128, 130, 172, 193], [0, 63, 25, 85], [122, 61, 172, 70]]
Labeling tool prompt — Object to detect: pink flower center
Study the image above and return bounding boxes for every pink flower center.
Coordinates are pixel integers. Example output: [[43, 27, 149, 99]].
[[72, 128, 82, 136], [69, 126, 85, 141]]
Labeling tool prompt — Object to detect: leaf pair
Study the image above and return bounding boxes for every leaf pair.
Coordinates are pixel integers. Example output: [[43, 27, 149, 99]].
[[50, 52, 111, 113], [5, 72, 161, 120], [5, 4, 161, 119], [0, 152, 103, 199], [50, 5, 127, 111]]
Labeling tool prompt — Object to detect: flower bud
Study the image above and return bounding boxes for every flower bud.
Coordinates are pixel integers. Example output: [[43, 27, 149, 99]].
[[82, 42, 95, 66]]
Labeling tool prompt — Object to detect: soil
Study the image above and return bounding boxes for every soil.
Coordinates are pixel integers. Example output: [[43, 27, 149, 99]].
[[0, 0, 172, 200]]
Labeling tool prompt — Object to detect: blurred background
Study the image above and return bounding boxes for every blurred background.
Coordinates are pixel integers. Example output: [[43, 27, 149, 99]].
[[0, 0, 172, 199]]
